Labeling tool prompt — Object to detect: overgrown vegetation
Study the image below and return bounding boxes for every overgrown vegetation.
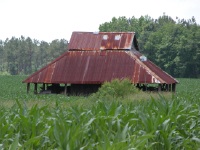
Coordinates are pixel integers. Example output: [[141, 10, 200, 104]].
[[91, 79, 139, 100], [0, 76, 200, 149]]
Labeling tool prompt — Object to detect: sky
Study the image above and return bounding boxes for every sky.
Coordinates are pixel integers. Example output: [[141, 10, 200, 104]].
[[1, 0, 200, 42]]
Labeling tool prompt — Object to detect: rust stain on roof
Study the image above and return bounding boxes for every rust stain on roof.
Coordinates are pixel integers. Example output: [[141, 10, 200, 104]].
[[68, 32, 135, 51], [23, 50, 178, 84]]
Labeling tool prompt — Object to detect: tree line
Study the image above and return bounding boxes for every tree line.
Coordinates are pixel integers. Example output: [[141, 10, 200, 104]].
[[99, 14, 200, 78], [0, 14, 200, 78], [0, 37, 68, 75]]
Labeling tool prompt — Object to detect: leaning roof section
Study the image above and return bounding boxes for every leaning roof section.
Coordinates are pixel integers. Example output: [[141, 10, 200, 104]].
[[68, 32, 137, 51]]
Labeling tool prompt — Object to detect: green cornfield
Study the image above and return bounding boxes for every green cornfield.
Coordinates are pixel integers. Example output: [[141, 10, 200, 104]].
[[0, 75, 200, 149]]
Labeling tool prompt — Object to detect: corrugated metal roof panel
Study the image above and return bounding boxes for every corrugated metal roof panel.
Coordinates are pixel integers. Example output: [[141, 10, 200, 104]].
[[23, 50, 178, 84], [131, 50, 178, 84], [68, 32, 135, 51]]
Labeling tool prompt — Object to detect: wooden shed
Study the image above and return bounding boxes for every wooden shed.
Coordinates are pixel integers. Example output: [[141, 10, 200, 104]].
[[23, 32, 178, 95]]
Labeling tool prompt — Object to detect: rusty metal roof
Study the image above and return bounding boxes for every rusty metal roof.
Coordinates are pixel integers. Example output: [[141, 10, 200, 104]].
[[68, 32, 137, 51], [23, 50, 178, 84], [23, 32, 177, 84]]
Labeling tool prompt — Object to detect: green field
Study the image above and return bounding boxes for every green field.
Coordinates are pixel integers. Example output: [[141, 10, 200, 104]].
[[0, 75, 200, 149]]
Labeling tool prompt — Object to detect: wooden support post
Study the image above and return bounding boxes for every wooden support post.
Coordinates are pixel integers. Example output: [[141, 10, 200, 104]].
[[34, 83, 38, 94], [27, 83, 30, 94], [64, 84, 67, 95], [169, 84, 172, 92]]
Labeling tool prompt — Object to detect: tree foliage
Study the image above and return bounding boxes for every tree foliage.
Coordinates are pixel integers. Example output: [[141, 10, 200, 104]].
[[0, 37, 68, 75], [99, 14, 200, 78]]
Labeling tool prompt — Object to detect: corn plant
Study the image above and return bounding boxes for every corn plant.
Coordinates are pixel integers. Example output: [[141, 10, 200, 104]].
[[0, 75, 200, 149]]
